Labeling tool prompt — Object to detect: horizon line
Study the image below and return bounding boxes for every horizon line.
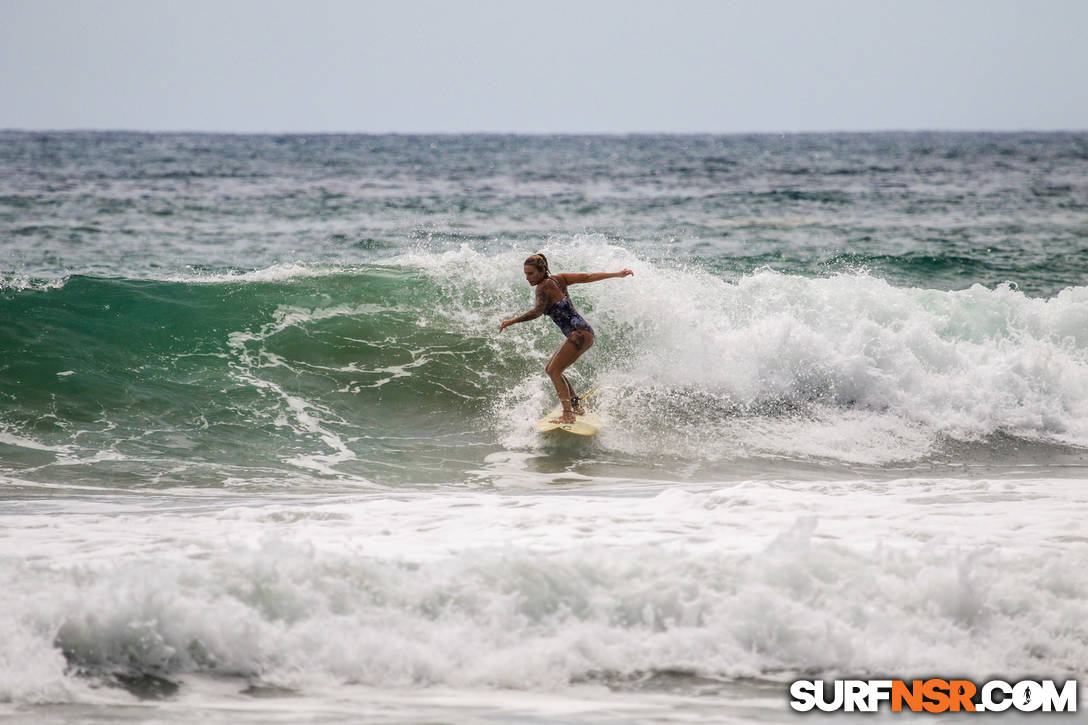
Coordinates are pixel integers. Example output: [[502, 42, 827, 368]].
[[3, 127, 1088, 137]]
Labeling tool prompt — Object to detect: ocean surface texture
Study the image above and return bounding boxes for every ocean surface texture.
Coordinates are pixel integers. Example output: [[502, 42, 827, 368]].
[[2, 132, 1087, 723]]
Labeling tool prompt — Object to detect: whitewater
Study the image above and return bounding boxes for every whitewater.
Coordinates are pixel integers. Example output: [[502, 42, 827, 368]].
[[1, 131, 1087, 723]]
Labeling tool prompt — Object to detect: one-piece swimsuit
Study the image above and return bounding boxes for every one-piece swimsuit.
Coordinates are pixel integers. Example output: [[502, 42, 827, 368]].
[[545, 277, 593, 337]]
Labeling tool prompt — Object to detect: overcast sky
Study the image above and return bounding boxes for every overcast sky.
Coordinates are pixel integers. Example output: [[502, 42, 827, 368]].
[[2, 0, 1086, 133]]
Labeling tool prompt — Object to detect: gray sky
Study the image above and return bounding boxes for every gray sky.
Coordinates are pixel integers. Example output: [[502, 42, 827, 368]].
[[2, 0, 1086, 133]]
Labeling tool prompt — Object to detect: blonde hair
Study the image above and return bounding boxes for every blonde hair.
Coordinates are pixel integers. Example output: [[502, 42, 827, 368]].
[[524, 253, 549, 275]]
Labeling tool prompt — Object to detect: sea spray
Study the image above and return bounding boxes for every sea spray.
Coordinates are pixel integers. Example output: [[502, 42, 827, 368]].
[[403, 240, 1088, 463]]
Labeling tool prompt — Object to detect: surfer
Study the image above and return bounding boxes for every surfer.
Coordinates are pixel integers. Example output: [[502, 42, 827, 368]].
[[499, 254, 633, 424]]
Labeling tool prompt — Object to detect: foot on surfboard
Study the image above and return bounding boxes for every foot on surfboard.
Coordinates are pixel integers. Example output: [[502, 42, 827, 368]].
[[536, 391, 601, 436], [536, 404, 602, 436], [549, 411, 578, 424]]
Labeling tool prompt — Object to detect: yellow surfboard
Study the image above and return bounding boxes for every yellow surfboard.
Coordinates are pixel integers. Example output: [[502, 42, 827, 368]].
[[534, 404, 603, 436]]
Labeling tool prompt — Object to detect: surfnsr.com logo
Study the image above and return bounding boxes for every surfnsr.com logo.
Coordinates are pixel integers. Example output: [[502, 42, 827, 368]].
[[789, 679, 1077, 713]]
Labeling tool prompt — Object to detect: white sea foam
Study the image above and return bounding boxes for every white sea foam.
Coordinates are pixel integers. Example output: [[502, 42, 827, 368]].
[[165, 262, 356, 284], [397, 236, 1088, 463], [0, 275, 69, 292], [1, 264, 365, 288], [2, 477, 1085, 704]]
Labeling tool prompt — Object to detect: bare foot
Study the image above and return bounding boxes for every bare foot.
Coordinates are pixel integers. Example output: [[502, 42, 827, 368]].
[[572, 405, 586, 416], [550, 410, 577, 424]]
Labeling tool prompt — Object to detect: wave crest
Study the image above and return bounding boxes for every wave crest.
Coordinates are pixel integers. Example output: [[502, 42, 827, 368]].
[[2, 246, 1087, 476]]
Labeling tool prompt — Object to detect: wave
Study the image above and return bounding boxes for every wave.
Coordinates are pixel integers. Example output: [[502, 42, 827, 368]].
[[2, 490, 1085, 704], [2, 241, 1087, 483], [0, 266, 507, 487]]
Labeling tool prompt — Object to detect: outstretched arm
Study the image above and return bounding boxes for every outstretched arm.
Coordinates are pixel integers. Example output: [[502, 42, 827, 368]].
[[558, 269, 634, 285], [499, 281, 556, 332]]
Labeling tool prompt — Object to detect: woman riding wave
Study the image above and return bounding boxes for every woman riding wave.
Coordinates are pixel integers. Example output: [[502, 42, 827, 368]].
[[499, 254, 633, 424]]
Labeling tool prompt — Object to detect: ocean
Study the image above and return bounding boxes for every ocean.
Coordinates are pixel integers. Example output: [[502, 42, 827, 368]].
[[2, 131, 1087, 723]]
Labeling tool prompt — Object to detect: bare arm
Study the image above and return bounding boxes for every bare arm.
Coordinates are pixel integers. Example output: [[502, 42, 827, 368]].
[[499, 280, 559, 332], [557, 269, 634, 285]]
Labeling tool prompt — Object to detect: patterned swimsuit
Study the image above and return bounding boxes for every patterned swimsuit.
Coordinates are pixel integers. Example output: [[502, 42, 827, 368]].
[[545, 278, 593, 337]]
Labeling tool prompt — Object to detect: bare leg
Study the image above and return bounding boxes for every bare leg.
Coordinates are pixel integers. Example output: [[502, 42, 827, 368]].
[[561, 375, 585, 415], [545, 331, 594, 423]]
